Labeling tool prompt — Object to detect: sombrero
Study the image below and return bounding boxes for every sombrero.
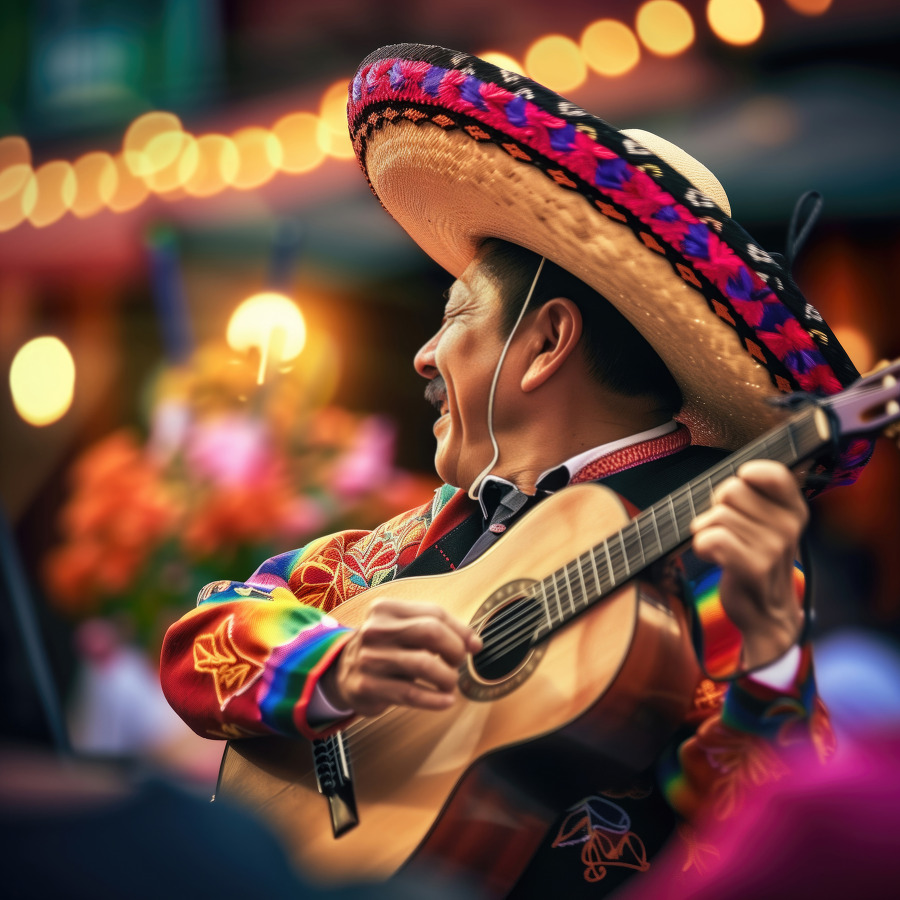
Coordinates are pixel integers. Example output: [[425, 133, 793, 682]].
[[347, 43, 871, 488]]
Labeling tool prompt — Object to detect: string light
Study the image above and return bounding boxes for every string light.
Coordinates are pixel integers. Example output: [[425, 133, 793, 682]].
[[71, 152, 118, 218], [478, 51, 525, 76], [25, 161, 77, 228], [0, 2, 836, 231], [785, 0, 832, 15], [707, 0, 765, 46], [524, 34, 587, 92], [636, 1, 695, 57], [230, 126, 282, 191], [581, 20, 641, 77]]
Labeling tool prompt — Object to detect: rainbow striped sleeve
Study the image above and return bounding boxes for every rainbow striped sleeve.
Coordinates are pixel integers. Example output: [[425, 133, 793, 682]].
[[160, 497, 441, 741], [657, 564, 832, 825]]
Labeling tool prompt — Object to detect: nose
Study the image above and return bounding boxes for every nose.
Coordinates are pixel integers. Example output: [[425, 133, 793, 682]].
[[414, 330, 440, 380]]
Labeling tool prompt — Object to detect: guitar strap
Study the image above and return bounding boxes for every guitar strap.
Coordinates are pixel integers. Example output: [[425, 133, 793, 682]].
[[395, 445, 730, 581]]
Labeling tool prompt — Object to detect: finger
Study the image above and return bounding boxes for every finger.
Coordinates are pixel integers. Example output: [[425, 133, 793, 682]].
[[734, 460, 809, 517], [692, 491, 803, 550], [692, 476, 806, 539], [347, 669, 458, 715], [359, 647, 461, 694], [368, 601, 481, 659]]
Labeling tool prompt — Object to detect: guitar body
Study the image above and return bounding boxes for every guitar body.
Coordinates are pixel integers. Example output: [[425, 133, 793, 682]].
[[217, 484, 700, 896]]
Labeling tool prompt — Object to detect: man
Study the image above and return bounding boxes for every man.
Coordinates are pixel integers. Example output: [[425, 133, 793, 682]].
[[161, 44, 869, 898]]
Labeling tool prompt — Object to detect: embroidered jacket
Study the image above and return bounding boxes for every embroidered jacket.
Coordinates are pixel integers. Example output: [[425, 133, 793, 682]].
[[160, 461, 831, 892]]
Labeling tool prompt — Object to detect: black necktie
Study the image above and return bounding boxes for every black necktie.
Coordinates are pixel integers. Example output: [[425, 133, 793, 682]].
[[458, 466, 569, 568]]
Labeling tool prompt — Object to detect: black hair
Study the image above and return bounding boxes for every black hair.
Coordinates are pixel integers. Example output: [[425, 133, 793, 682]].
[[479, 238, 682, 416]]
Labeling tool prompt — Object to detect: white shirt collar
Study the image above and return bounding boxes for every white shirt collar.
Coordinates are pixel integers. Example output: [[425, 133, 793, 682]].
[[475, 420, 678, 518]]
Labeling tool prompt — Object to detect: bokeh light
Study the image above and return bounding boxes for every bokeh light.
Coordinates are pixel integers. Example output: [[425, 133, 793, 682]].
[[25, 161, 78, 228], [71, 152, 119, 218], [524, 34, 587, 93], [10, 336, 76, 427], [0, 135, 30, 169], [106, 153, 151, 213], [317, 79, 355, 160], [832, 325, 875, 374], [144, 132, 197, 194], [0, 163, 32, 232], [230, 127, 282, 191], [785, 0, 832, 15], [581, 20, 641, 78], [123, 111, 184, 178], [180, 134, 240, 197], [273, 112, 326, 174], [636, 1, 695, 57], [227, 292, 307, 385], [479, 51, 526, 77], [707, 0, 765, 46]]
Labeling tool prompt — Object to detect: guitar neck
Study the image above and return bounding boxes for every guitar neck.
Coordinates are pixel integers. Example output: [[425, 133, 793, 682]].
[[530, 404, 832, 643]]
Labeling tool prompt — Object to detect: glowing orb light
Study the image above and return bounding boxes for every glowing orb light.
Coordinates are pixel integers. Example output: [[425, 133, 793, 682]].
[[10, 336, 76, 426], [227, 292, 307, 385]]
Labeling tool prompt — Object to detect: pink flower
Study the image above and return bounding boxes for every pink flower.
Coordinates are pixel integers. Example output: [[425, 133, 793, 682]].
[[185, 414, 273, 487]]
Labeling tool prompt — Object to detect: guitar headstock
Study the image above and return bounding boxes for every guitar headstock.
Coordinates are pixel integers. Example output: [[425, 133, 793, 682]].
[[826, 358, 900, 449]]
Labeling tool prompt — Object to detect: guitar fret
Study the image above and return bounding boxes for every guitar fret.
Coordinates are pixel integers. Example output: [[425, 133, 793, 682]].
[[603, 540, 615, 587], [575, 557, 589, 612], [649, 508, 662, 555], [561, 565, 576, 617], [587, 546, 603, 597], [551, 573, 564, 621], [618, 530, 631, 577], [539, 580, 555, 631]]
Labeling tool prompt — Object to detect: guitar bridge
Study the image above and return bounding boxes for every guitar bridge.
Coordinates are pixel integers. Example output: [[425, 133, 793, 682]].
[[312, 732, 359, 837]]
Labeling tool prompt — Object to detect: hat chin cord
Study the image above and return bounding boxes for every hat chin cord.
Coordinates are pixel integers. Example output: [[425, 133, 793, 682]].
[[467, 257, 546, 500]]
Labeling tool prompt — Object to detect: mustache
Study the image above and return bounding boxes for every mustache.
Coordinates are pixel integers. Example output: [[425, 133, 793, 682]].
[[424, 375, 446, 411]]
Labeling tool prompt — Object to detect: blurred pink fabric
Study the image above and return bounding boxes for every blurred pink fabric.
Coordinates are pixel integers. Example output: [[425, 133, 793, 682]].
[[616, 727, 900, 900]]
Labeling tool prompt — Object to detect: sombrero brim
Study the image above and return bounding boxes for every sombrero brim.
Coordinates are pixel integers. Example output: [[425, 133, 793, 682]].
[[348, 43, 870, 488]]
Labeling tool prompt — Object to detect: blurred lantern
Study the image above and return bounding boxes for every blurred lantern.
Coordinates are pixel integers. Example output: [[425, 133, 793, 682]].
[[0, 135, 30, 169], [123, 111, 184, 179], [524, 34, 587, 92], [230, 126, 282, 191], [227, 292, 307, 385], [24, 160, 77, 228], [71, 152, 119, 218], [10, 336, 76, 427], [181, 134, 239, 198], [317, 79, 356, 161], [106, 153, 151, 213], [0, 163, 32, 232], [707, 0, 764, 46], [636, 1, 695, 57], [785, 0, 832, 15], [273, 112, 326, 174], [581, 20, 641, 77], [479, 51, 526, 77]]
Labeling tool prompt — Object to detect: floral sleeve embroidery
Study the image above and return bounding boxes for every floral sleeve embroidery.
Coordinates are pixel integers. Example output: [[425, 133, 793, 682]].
[[160, 490, 455, 741]]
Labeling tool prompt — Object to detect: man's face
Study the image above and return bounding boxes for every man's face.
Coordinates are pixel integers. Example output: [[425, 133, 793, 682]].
[[413, 255, 510, 490]]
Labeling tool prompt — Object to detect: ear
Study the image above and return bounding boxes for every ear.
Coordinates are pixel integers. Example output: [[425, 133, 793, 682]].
[[520, 298, 583, 393]]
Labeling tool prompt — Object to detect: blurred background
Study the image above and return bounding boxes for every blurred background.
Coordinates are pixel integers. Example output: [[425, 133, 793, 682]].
[[1, 0, 899, 787]]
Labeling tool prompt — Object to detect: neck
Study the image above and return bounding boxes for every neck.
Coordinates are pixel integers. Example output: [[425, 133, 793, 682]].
[[490, 388, 670, 494]]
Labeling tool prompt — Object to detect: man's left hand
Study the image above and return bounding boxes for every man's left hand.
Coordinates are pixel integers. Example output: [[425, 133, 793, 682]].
[[689, 459, 809, 670]]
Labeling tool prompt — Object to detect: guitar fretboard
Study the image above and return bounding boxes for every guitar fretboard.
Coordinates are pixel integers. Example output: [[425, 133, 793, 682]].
[[527, 406, 827, 643]]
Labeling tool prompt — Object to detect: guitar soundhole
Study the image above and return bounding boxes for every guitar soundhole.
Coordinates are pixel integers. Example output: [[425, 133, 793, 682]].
[[472, 596, 540, 680], [459, 579, 547, 701]]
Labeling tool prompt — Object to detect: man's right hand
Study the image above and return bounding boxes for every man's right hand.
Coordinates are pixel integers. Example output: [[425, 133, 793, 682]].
[[319, 599, 483, 717]]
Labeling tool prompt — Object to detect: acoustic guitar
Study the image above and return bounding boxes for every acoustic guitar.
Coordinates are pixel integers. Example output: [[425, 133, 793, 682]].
[[217, 361, 900, 897]]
